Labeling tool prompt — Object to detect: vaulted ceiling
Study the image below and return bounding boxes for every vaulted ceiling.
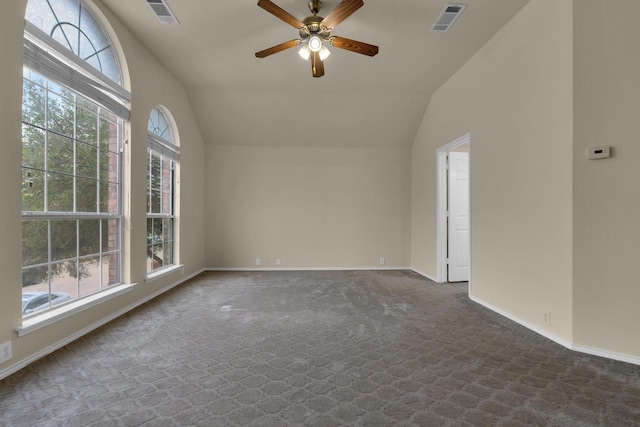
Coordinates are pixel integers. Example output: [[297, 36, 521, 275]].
[[102, 0, 530, 147]]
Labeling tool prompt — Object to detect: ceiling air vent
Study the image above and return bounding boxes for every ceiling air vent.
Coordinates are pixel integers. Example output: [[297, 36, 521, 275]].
[[146, 0, 179, 24], [431, 4, 466, 32]]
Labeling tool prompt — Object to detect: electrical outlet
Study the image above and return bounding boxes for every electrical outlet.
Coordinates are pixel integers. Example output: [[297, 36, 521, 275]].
[[256, 258, 261, 266], [379, 257, 385, 265], [276, 258, 281, 266], [544, 311, 551, 326], [0, 341, 12, 364]]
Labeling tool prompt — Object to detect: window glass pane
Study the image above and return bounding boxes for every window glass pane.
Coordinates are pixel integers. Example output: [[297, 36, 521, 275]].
[[22, 125, 45, 169], [99, 183, 119, 214], [22, 220, 48, 267], [102, 253, 118, 287], [51, 260, 78, 301], [22, 265, 48, 292], [99, 116, 117, 150], [22, 79, 46, 127], [99, 149, 118, 184], [47, 133, 74, 175], [163, 218, 174, 266], [102, 219, 119, 253], [25, 0, 121, 84], [47, 172, 74, 212], [79, 219, 100, 256], [154, 245, 165, 270], [79, 256, 101, 296], [148, 108, 173, 143], [77, 141, 98, 179], [97, 51, 121, 87], [76, 104, 98, 145], [47, 92, 75, 138], [22, 169, 45, 211], [76, 177, 98, 212], [50, 220, 77, 262], [164, 242, 173, 267], [147, 218, 158, 270], [150, 152, 162, 213], [163, 218, 173, 244], [23, 67, 46, 87], [146, 149, 152, 213], [151, 188, 161, 214]]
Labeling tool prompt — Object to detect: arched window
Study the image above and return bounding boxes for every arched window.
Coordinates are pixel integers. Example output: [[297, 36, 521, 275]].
[[25, 0, 121, 83], [21, 0, 130, 317], [147, 107, 179, 275]]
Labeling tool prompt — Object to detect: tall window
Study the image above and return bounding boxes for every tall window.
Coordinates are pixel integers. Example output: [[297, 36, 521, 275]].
[[147, 107, 179, 274], [21, 0, 130, 317]]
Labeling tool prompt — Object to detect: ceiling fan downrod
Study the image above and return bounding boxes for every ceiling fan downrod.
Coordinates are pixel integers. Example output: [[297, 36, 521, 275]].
[[308, 0, 322, 15]]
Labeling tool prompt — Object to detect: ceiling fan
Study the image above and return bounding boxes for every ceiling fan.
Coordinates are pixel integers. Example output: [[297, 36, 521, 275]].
[[255, 0, 379, 78]]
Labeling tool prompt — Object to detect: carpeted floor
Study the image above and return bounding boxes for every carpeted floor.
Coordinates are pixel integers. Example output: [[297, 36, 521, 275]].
[[1, 270, 639, 426]]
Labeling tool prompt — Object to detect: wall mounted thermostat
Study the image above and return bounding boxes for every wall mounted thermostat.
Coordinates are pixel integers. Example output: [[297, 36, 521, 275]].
[[587, 146, 610, 160]]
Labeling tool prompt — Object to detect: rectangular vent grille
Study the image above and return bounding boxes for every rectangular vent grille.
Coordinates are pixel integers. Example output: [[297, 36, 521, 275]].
[[431, 3, 466, 32], [146, 0, 179, 24]]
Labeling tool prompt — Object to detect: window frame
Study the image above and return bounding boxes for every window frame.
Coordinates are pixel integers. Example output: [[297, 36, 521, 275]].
[[146, 107, 179, 276], [21, 0, 128, 319]]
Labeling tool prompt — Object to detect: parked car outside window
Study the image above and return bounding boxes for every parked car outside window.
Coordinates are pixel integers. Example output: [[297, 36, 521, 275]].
[[22, 292, 70, 316]]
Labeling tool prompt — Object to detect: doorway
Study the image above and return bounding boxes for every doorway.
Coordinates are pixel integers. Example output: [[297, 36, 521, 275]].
[[436, 133, 470, 283]]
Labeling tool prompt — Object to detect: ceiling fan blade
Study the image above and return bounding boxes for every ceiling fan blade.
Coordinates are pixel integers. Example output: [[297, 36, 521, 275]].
[[329, 36, 378, 57], [311, 51, 325, 78], [257, 0, 305, 29], [321, 0, 364, 29], [255, 40, 301, 58]]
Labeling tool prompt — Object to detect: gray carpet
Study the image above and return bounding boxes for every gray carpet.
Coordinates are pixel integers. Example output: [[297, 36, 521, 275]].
[[1, 270, 639, 426]]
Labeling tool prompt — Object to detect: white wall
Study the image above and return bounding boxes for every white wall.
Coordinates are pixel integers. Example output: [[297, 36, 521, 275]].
[[411, 0, 574, 343], [206, 145, 411, 269], [572, 0, 640, 358], [0, 0, 207, 376]]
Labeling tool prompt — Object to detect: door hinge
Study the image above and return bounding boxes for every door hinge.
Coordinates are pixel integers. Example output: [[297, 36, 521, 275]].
[[446, 258, 450, 264]]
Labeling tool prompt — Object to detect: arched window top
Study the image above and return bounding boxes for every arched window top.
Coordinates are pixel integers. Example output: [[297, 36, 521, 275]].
[[148, 106, 175, 144], [25, 0, 121, 84]]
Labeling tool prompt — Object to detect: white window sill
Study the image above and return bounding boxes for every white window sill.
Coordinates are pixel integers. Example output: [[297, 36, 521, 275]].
[[16, 283, 136, 337], [145, 264, 184, 284]]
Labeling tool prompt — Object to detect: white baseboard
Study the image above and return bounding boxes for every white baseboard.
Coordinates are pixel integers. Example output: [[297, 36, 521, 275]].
[[409, 268, 439, 283], [572, 344, 640, 366], [469, 294, 640, 366], [207, 266, 411, 272], [469, 294, 574, 349], [0, 267, 205, 381]]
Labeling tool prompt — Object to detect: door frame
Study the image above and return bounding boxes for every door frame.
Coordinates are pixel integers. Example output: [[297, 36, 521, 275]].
[[436, 132, 471, 283]]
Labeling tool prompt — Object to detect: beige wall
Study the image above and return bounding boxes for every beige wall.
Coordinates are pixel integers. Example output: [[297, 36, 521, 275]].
[[0, 0, 206, 375], [0, 0, 27, 351], [206, 145, 411, 269], [573, 0, 640, 357], [411, 0, 574, 342]]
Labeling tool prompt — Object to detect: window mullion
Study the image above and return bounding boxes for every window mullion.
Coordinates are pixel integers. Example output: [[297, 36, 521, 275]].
[[73, 94, 78, 214], [96, 111, 100, 214], [44, 82, 49, 213]]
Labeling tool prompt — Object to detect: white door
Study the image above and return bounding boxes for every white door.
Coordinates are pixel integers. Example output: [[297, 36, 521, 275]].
[[448, 152, 470, 282]]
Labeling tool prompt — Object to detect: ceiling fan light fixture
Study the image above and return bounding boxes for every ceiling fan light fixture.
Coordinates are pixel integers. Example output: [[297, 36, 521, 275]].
[[319, 45, 331, 61], [298, 45, 311, 60], [308, 35, 323, 52]]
